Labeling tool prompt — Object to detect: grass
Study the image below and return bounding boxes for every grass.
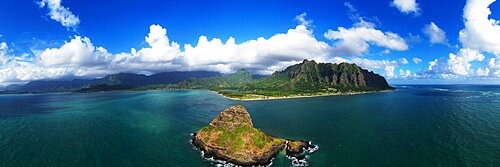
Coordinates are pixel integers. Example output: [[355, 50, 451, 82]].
[[199, 126, 283, 152]]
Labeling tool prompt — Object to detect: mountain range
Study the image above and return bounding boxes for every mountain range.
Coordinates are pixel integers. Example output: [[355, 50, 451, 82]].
[[1, 60, 393, 97], [1, 71, 221, 93], [174, 59, 393, 99]]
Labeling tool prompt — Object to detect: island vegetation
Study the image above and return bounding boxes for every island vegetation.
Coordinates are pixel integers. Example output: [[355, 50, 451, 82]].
[[192, 105, 316, 166]]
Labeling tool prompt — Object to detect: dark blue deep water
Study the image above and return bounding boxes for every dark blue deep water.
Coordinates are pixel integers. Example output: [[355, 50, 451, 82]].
[[0, 85, 499, 166]]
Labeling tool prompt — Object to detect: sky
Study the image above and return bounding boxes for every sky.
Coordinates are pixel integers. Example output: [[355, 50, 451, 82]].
[[0, 0, 499, 86]]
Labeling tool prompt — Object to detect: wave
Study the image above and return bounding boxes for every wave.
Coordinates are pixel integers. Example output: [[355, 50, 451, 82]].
[[286, 143, 319, 167]]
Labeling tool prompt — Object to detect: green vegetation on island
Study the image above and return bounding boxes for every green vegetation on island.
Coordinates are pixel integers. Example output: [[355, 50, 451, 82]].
[[192, 105, 315, 166]]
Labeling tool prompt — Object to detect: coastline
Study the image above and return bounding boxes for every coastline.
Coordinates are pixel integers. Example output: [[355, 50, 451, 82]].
[[213, 89, 393, 101]]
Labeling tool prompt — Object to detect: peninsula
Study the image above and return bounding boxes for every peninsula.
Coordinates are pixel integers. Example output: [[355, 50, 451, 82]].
[[192, 105, 316, 166]]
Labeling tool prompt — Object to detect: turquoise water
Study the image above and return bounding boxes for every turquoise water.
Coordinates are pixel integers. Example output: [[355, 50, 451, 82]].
[[0, 85, 499, 166]]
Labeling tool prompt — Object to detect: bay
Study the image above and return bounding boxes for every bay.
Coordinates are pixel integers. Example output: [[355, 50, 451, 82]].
[[0, 85, 499, 166]]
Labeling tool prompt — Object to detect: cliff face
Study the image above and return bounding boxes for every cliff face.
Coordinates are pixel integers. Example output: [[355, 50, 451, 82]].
[[245, 59, 393, 93], [278, 59, 392, 90], [192, 105, 315, 166]]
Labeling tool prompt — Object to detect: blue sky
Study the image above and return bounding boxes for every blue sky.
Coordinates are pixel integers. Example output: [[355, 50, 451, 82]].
[[0, 0, 499, 86]]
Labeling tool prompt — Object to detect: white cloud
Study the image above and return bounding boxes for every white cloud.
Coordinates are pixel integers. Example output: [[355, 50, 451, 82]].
[[487, 56, 500, 76], [328, 57, 404, 79], [413, 57, 422, 64], [459, 0, 500, 55], [0, 17, 334, 85], [0, 12, 419, 85], [428, 49, 485, 77], [295, 12, 312, 27], [399, 58, 409, 64], [415, 0, 500, 80], [428, 59, 438, 71], [445, 48, 485, 76], [134, 25, 182, 63], [399, 69, 412, 78], [324, 21, 408, 56], [384, 66, 396, 78], [423, 22, 448, 45], [36, 36, 111, 67], [37, 0, 80, 29], [476, 67, 490, 76], [391, 0, 420, 15], [182, 24, 330, 74], [0, 42, 8, 65]]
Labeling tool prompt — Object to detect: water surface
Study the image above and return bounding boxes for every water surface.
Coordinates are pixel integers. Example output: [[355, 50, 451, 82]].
[[0, 85, 499, 166]]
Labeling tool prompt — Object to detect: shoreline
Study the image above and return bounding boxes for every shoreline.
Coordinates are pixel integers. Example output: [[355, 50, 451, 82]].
[[213, 90, 393, 101]]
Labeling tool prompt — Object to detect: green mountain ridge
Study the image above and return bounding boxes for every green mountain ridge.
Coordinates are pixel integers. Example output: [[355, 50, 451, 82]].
[[175, 59, 394, 99], [247, 59, 392, 91], [176, 69, 254, 89]]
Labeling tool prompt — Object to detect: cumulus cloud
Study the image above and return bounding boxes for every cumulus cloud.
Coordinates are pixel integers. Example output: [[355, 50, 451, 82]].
[[446, 48, 485, 75], [0, 20, 335, 85], [425, 49, 485, 77], [459, 0, 500, 55], [0, 11, 417, 85], [37, 0, 80, 29], [36, 36, 111, 67], [428, 59, 438, 71], [476, 67, 490, 76], [182, 24, 330, 74], [414, 0, 500, 80], [423, 22, 448, 45], [391, 0, 420, 15], [486, 56, 500, 76], [328, 56, 405, 79], [324, 21, 408, 56]]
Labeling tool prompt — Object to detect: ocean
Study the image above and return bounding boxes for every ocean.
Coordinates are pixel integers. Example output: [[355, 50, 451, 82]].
[[0, 85, 499, 166]]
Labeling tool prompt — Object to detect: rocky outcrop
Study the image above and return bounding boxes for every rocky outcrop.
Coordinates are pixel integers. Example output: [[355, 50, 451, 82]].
[[192, 105, 314, 166], [276, 59, 393, 90], [286, 140, 316, 159], [208, 105, 253, 130]]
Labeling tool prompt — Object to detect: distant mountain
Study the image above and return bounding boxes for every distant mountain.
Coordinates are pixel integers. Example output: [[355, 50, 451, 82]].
[[247, 59, 393, 91], [177, 69, 254, 89], [3, 84, 22, 91], [12, 79, 92, 92], [3, 71, 221, 93]]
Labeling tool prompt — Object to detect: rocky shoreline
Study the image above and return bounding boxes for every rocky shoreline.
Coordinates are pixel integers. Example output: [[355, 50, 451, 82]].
[[191, 105, 316, 166], [192, 133, 318, 166]]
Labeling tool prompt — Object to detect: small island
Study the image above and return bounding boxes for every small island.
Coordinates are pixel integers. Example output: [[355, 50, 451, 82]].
[[192, 105, 316, 166]]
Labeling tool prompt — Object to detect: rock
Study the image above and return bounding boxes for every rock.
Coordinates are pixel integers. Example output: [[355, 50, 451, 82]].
[[208, 105, 253, 131], [286, 140, 314, 160], [192, 105, 314, 166]]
